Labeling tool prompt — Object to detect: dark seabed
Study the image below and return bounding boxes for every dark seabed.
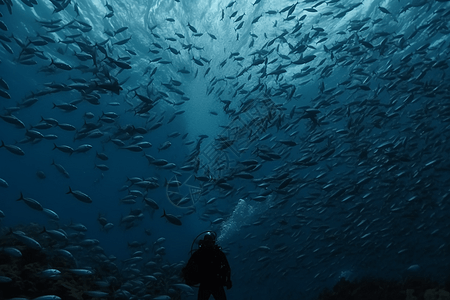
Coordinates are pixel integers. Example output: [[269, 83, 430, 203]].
[[1, 0, 450, 299]]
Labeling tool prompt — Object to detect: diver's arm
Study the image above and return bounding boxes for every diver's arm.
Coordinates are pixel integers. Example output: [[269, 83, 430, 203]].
[[220, 251, 232, 288], [224, 257, 231, 280]]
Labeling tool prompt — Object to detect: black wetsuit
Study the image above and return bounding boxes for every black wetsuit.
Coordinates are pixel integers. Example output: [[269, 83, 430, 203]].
[[186, 245, 231, 300]]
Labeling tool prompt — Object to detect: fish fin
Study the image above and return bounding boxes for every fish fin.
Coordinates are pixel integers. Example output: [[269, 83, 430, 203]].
[[16, 192, 24, 201]]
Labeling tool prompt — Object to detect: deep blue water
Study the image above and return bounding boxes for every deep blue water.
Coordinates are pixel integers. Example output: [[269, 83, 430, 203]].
[[1, 0, 450, 299]]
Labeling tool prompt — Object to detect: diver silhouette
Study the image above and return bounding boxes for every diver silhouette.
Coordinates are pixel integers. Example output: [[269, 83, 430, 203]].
[[182, 232, 232, 300]]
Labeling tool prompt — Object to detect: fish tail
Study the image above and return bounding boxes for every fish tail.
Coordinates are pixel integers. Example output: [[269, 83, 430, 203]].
[[66, 186, 72, 194], [16, 192, 24, 201], [161, 209, 166, 218], [52, 143, 57, 150], [0, 140, 4, 148]]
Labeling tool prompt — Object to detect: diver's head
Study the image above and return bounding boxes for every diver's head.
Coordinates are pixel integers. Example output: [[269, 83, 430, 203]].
[[200, 231, 216, 248]]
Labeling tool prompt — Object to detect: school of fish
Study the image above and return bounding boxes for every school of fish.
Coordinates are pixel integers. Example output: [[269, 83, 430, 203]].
[[1, 0, 450, 299]]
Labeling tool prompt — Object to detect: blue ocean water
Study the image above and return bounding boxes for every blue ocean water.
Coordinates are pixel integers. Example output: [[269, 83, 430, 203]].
[[1, 0, 450, 299]]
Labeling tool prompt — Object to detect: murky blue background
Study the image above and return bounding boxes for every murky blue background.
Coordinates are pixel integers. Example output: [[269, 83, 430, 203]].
[[1, 0, 450, 299]]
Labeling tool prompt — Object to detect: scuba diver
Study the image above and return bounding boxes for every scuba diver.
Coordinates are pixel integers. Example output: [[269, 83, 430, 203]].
[[182, 231, 232, 300]]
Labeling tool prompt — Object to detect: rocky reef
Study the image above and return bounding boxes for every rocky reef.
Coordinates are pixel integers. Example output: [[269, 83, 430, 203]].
[[0, 223, 183, 300], [317, 277, 450, 300]]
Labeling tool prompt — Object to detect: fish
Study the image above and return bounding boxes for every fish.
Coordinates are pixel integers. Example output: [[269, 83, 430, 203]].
[[0, 115, 26, 128], [67, 269, 94, 276], [0, 178, 8, 188], [226, 1, 236, 9], [16, 192, 43, 211], [144, 197, 159, 209], [95, 81, 123, 95], [235, 13, 245, 22], [0, 141, 25, 155], [292, 54, 316, 65], [95, 164, 109, 171], [32, 296, 62, 300], [11, 230, 42, 250], [153, 296, 171, 300], [172, 283, 194, 294], [0, 78, 9, 90], [53, 143, 74, 155], [120, 145, 143, 152], [161, 209, 182, 225], [187, 22, 197, 33], [378, 6, 392, 14], [52, 103, 77, 111], [1, 247, 22, 257], [0, 88, 11, 99], [277, 177, 293, 190], [303, 7, 317, 12], [50, 58, 72, 70], [115, 26, 128, 35], [193, 57, 204, 66], [41, 227, 68, 242], [158, 141, 172, 152], [74, 144, 93, 153], [51, 160, 70, 178], [0, 20, 8, 31], [235, 21, 244, 31], [66, 186, 93, 203], [43, 208, 59, 220]]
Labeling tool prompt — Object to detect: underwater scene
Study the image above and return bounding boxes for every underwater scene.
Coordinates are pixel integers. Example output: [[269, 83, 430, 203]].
[[1, 0, 450, 299]]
